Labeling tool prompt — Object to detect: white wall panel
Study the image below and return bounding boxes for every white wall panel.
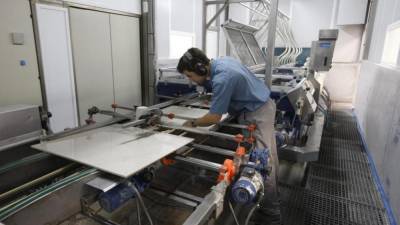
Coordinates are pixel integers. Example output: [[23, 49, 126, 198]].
[[354, 61, 400, 222], [325, 63, 359, 103], [333, 25, 364, 63], [155, 0, 170, 59], [291, 0, 334, 47], [229, 3, 251, 25], [368, 0, 400, 63], [0, 0, 42, 106], [170, 0, 194, 32], [336, 0, 368, 25], [36, 4, 78, 132], [69, 8, 114, 124], [110, 14, 142, 111]]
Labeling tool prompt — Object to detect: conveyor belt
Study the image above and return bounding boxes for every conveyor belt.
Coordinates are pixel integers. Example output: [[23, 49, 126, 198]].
[[279, 110, 391, 225]]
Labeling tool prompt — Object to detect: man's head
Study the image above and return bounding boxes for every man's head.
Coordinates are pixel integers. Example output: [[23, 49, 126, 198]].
[[177, 48, 210, 85]]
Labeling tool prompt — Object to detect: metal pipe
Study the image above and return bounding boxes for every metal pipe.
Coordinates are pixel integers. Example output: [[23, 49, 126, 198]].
[[219, 122, 249, 129], [202, 0, 207, 50], [158, 124, 237, 141], [148, 93, 199, 110], [225, 3, 231, 56], [121, 119, 147, 128], [239, 2, 268, 18], [263, 0, 279, 88], [112, 105, 135, 111], [97, 110, 132, 119], [206, 1, 228, 29], [43, 117, 126, 141], [191, 144, 235, 157], [43, 93, 198, 141], [156, 95, 177, 100], [240, 31, 258, 64], [149, 187, 201, 207], [174, 156, 222, 172]]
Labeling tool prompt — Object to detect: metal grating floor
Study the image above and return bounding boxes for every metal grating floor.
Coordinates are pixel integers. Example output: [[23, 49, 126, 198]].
[[279, 110, 391, 225]]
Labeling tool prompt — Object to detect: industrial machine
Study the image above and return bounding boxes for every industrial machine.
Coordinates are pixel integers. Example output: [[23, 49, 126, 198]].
[[0, 94, 277, 225], [0, 105, 42, 151], [0, 8, 338, 222], [157, 25, 338, 163], [267, 29, 338, 162]]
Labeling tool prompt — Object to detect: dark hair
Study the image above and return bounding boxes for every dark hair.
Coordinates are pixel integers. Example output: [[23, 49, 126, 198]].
[[177, 48, 210, 75]]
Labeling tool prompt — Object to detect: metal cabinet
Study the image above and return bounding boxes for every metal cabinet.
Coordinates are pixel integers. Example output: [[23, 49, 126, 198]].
[[110, 14, 142, 115], [69, 8, 141, 124]]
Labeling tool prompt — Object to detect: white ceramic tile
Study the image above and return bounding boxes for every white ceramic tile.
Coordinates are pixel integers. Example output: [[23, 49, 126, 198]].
[[160, 106, 228, 130], [162, 105, 209, 118], [32, 125, 193, 178], [186, 101, 211, 108]]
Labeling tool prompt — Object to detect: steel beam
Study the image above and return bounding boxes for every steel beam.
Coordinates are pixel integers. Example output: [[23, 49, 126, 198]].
[[182, 181, 228, 225], [263, 0, 279, 88], [206, 2, 228, 29]]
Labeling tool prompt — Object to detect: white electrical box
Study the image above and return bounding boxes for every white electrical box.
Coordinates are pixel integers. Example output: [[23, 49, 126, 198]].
[[11, 32, 25, 45]]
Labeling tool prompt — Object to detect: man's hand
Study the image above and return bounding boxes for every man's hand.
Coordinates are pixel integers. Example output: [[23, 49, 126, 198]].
[[186, 113, 222, 127]]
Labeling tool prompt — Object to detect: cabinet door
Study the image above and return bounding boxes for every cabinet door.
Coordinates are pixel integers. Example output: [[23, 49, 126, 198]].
[[36, 4, 78, 132], [110, 14, 142, 113], [69, 8, 114, 124]]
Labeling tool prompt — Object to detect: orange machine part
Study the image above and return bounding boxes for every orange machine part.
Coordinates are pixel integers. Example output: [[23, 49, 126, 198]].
[[161, 157, 176, 166], [217, 159, 236, 182], [235, 146, 246, 157]]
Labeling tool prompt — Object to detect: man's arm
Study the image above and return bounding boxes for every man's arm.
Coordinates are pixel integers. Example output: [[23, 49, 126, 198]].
[[183, 113, 222, 127]]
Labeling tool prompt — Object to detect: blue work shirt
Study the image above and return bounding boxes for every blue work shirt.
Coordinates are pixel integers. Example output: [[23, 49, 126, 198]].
[[208, 57, 270, 116]]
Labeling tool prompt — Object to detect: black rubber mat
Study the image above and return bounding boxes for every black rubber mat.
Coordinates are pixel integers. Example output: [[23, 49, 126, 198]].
[[279, 110, 391, 225]]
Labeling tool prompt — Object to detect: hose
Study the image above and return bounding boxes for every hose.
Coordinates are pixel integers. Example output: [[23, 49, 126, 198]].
[[0, 168, 98, 220], [244, 178, 265, 225], [244, 205, 258, 225], [136, 198, 142, 225], [128, 182, 154, 225], [228, 201, 240, 225]]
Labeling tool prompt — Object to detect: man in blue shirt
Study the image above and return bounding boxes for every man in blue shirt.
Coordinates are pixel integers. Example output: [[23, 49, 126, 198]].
[[177, 48, 280, 225]]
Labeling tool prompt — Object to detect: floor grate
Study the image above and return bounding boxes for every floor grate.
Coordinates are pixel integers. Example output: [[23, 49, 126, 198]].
[[279, 110, 390, 225]]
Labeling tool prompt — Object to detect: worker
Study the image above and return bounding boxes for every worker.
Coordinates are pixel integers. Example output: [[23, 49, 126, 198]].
[[177, 48, 280, 225]]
